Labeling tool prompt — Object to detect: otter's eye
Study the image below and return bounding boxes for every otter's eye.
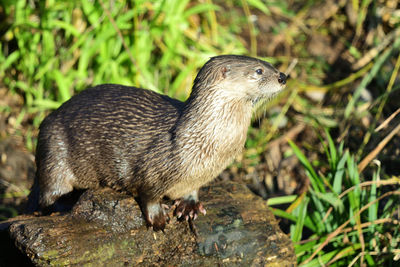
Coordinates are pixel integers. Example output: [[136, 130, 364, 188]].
[[256, 68, 263, 75]]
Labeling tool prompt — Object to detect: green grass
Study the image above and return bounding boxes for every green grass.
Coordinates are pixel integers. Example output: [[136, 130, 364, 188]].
[[1, 0, 400, 266], [269, 130, 400, 266], [1, 0, 247, 122]]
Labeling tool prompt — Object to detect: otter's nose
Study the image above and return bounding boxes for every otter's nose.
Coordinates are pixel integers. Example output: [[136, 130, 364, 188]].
[[278, 72, 287, 85]]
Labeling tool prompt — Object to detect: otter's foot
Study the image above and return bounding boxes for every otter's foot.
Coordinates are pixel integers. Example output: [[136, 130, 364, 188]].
[[173, 190, 206, 221], [143, 202, 170, 232]]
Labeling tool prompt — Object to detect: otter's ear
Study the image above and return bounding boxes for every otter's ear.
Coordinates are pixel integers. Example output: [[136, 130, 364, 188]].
[[221, 66, 230, 79]]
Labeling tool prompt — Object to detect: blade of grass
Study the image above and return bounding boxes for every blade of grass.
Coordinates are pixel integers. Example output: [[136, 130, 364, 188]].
[[324, 128, 337, 170], [347, 154, 361, 226], [332, 150, 349, 194], [344, 36, 400, 119], [375, 107, 400, 132], [267, 195, 297, 206], [358, 121, 400, 172], [241, 0, 257, 56], [288, 139, 324, 193], [326, 243, 363, 266], [313, 191, 344, 213], [292, 196, 309, 242], [0, 50, 20, 75], [368, 161, 379, 233], [270, 207, 317, 233]]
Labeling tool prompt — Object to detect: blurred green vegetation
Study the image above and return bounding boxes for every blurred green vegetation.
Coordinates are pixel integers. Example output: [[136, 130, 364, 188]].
[[1, 0, 400, 266], [1, 0, 245, 115]]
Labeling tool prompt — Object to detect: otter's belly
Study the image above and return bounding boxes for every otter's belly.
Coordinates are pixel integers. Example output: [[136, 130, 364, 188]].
[[164, 175, 209, 199], [164, 157, 236, 199]]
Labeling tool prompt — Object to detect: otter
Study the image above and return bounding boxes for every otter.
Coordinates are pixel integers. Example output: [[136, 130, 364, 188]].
[[28, 55, 287, 231]]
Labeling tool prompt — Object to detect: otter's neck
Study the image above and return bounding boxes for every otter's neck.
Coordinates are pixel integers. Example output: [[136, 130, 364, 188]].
[[175, 86, 253, 163]]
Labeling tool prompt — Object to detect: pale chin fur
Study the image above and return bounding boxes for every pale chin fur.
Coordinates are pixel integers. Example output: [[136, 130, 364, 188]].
[[252, 84, 285, 107]]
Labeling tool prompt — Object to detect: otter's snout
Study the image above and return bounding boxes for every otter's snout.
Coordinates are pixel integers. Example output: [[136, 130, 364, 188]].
[[278, 72, 287, 85]]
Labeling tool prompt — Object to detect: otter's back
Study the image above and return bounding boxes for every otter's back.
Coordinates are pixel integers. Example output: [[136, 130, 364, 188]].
[[36, 84, 184, 191]]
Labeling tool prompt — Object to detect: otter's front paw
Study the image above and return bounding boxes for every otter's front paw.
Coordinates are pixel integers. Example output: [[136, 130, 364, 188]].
[[144, 202, 170, 232], [173, 199, 206, 221]]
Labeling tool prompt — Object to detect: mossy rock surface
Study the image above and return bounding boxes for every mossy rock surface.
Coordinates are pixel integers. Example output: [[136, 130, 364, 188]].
[[1, 181, 296, 266]]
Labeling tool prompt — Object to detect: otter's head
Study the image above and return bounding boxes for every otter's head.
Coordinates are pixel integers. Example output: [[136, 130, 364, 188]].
[[191, 55, 286, 104]]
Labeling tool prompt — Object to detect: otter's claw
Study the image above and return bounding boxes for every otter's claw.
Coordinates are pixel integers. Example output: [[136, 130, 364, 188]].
[[173, 199, 206, 221]]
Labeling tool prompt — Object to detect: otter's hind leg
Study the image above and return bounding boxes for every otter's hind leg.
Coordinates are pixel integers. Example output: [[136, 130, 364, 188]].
[[37, 162, 76, 212], [138, 193, 170, 231]]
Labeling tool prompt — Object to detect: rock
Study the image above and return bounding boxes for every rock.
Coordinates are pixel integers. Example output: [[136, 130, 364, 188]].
[[0, 181, 296, 266]]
